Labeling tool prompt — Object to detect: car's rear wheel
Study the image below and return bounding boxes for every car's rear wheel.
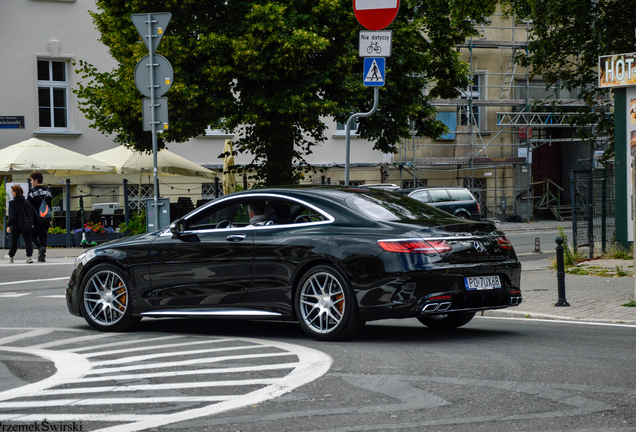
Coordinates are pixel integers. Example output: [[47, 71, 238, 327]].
[[79, 263, 140, 332], [295, 265, 364, 341], [417, 311, 476, 330]]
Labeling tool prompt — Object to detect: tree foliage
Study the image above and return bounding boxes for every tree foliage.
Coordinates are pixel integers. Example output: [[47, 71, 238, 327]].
[[75, 0, 495, 185], [502, 0, 636, 162]]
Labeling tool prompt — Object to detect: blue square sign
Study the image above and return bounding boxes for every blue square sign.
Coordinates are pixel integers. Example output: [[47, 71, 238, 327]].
[[363, 57, 385, 86]]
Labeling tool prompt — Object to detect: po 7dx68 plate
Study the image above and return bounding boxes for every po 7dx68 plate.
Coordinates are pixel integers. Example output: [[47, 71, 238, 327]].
[[464, 275, 502, 290]]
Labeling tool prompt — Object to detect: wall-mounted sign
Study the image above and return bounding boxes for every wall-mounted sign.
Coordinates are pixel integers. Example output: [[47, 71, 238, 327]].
[[599, 52, 636, 88], [0, 116, 25, 129]]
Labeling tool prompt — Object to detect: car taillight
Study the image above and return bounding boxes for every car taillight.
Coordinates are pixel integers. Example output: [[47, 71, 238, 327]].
[[377, 240, 452, 254], [498, 236, 513, 250], [476, 202, 481, 213]]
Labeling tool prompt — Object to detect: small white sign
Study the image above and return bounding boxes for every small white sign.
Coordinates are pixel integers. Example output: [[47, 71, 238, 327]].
[[359, 31, 392, 57]]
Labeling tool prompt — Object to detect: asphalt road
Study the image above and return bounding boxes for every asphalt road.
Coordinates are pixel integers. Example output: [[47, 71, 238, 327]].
[[1, 256, 635, 432]]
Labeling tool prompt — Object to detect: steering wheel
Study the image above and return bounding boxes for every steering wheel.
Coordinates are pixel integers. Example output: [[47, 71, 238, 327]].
[[215, 220, 232, 229], [294, 214, 318, 223]]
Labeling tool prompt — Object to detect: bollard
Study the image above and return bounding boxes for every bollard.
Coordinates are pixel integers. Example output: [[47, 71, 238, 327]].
[[534, 237, 541, 253], [555, 237, 570, 307]]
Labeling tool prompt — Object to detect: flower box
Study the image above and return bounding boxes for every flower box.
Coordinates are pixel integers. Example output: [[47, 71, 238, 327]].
[[73, 232, 124, 247]]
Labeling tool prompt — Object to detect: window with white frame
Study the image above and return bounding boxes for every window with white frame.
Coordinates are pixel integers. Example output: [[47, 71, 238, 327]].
[[457, 74, 484, 129], [336, 118, 358, 134], [38, 59, 69, 130]]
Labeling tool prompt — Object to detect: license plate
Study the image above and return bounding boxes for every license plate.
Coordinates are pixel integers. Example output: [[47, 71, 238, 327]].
[[465, 275, 502, 290]]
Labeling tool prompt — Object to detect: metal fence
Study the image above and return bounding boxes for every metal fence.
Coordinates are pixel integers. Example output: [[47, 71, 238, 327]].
[[570, 168, 615, 258]]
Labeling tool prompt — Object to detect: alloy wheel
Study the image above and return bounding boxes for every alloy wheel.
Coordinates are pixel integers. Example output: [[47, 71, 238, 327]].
[[298, 272, 346, 334], [83, 270, 129, 327]]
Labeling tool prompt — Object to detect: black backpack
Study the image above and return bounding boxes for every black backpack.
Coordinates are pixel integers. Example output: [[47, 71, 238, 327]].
[[18, 200, 35, 232], [37, 199, 52, 223]]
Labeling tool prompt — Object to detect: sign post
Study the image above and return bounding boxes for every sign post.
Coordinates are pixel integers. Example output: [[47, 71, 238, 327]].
[[345, 1, 399, 185], [131, 12, 172, 231]]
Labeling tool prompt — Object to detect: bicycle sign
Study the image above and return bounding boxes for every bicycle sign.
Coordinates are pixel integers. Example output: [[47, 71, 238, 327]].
[[359, 31, 392, 57]]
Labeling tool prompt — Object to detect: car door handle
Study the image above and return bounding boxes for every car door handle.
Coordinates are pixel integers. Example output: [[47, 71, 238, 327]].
[[227, 234, 246, 242]]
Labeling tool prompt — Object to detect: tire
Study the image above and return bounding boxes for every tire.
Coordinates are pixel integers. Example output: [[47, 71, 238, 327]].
[[295, 265, 365, 341], [456, 213, 471, 220], [417, 311, 476, 330], [79, 263, 140, 332]]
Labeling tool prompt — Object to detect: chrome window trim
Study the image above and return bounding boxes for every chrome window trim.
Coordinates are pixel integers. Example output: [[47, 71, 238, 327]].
[[160, 192, 334, 236]]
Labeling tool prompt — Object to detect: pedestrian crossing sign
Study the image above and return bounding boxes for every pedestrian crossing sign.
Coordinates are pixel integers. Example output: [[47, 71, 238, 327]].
[[363, 57, 385, 86]]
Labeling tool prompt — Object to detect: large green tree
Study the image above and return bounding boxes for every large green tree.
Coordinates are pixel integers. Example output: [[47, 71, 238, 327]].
[[502, 0, 636, 161], [76, 0, 495, 185]]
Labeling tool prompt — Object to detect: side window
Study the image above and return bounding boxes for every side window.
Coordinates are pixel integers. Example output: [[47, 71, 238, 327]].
[[410, 191, 430, 203], [186, 201, 248, 230], [428, 189, 451, 203], [448, 189, 473, 201]]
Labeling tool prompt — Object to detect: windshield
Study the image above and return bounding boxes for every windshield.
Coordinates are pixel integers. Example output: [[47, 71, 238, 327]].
[[347, 191, 453, 221]]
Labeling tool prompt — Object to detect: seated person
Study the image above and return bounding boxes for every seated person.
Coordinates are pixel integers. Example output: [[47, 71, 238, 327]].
[[248, 202, 267, 226]]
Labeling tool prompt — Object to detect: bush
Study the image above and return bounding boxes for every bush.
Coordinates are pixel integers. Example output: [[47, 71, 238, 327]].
[[118, 211, 146, 235]]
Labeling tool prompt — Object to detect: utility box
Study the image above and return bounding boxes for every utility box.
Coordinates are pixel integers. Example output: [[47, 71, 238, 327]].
[[92, 202, 120, 215], [144, 198, 171, 232]]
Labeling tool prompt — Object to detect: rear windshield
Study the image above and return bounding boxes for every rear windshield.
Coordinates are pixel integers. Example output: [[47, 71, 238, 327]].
[[347, 192, 453, 221]]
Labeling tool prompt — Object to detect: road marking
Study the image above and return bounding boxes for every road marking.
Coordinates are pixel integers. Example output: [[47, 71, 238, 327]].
[[0, 276, 68, 286], [0, 292, 31, 297], [0, 329, 332, 432]]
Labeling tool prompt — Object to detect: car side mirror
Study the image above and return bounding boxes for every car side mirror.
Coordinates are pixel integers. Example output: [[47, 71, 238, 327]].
[[170, 219, 185, 239]]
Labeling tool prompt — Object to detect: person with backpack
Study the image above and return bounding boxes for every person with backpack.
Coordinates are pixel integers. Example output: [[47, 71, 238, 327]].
[[4, 185, 34, 264], [27, 171, 52, 262]]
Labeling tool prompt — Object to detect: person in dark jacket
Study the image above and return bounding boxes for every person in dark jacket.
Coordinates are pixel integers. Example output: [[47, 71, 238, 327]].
[[4, 185, 34, 264], [27, 171, 53, 262]]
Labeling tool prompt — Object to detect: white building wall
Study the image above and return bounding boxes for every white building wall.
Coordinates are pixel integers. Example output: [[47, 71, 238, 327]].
[[0, 0, 389, 176]]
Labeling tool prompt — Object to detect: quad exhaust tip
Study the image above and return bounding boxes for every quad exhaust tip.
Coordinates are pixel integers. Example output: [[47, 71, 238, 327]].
[[422, 302, 452, 313]]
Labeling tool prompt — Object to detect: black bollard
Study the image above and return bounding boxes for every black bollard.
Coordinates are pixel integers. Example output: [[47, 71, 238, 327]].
[[555, 237, 570, 307]]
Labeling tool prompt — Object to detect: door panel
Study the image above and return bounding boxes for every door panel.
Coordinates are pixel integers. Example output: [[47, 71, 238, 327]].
[[145, 230, 253, 307]]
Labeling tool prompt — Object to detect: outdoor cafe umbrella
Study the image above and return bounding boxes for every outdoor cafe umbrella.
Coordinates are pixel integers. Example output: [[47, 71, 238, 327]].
[[0, 138, 116, 176], [90, 146, 216, 179], [222, 139, 236, 195]]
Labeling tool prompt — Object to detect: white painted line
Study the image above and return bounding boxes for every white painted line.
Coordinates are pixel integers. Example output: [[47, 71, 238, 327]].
[[0, 328, 55, 346], [0, 293, 31, 297], [90, 343, 273, 366], [0, 346, 91, 402], [0, 395, 238, 409], [0, 276, 69, 286], [90, 351, 295, 374], [40, 295, 66, 298], [93, 338, 332, 432], [39, 378, 278, 395], [75, 362, 298, 383], [82, 337, 234, 358], [32, 332, 117, 349], [67, 335, 185, 352], [478, 316, 636, 328]]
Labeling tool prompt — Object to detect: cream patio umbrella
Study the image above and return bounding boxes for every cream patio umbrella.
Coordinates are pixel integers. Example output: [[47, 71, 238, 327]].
[[0, 138, 116, 176], [90, 146, 216, 179], [222, 139, 236, 195]]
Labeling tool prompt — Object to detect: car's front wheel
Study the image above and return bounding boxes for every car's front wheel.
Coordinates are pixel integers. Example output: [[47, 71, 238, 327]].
[[295, 265, 364, 341], [417, 311, 476, 330], [79, 263, 140, 332]]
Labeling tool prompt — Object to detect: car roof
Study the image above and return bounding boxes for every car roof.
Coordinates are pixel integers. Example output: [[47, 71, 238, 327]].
[[396, 186, 469, 194]]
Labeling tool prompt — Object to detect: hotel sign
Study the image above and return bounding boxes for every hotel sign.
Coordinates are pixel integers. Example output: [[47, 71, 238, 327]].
[[599, 52, 636, 88], [0, 116, 25, 129]]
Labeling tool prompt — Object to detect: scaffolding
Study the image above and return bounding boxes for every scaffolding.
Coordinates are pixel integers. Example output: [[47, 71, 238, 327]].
[[396, 16, 611, 221]]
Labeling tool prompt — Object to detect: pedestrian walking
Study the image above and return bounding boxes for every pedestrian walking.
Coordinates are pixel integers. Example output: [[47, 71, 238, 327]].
[[4, 185, 35, 264], [27, 171, 52, 262]]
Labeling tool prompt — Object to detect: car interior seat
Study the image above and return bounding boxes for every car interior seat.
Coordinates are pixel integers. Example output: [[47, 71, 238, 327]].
[[264, 201, 291, 224]]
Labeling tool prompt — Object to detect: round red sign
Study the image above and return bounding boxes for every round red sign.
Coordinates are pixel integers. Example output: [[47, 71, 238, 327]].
[[353, 0, 400, 31]]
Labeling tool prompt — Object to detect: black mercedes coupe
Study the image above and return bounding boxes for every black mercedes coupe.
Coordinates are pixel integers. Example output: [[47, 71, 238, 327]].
[[66, 186, 522, 340]]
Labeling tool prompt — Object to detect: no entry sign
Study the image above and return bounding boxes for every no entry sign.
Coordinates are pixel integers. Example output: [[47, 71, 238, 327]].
[[353, 0, 400, 31]]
